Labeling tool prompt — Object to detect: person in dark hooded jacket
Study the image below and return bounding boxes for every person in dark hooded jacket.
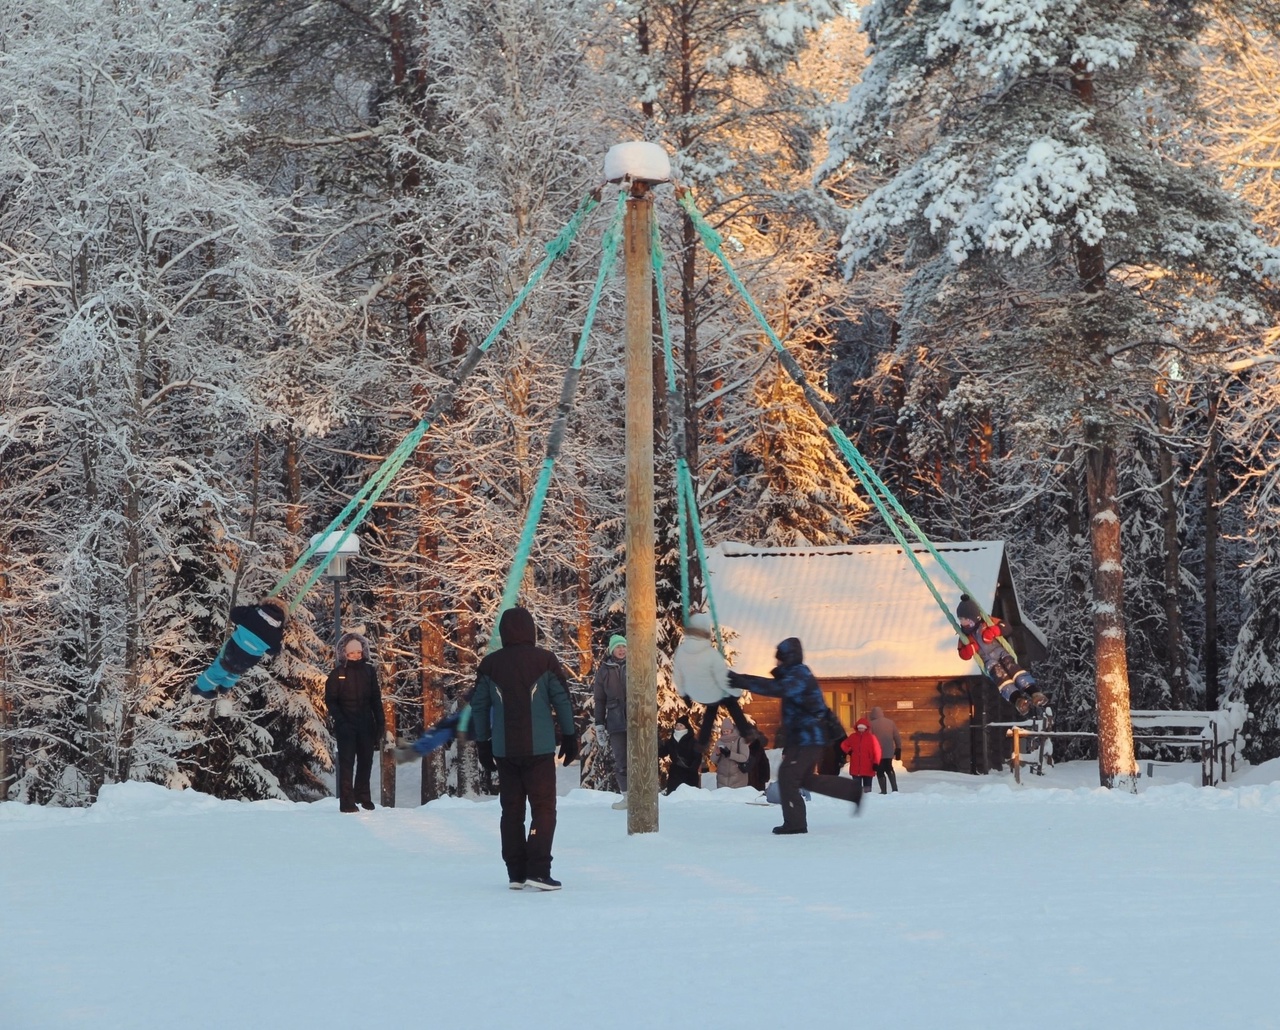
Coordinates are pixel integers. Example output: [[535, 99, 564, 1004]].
[[469, 606, 578, 891], [325, 632, 385, 813], [728, 638, 862, 834]]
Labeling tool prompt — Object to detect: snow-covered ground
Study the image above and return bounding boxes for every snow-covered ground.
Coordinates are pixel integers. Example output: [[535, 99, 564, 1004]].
[[3, 758, 1279, 1030]]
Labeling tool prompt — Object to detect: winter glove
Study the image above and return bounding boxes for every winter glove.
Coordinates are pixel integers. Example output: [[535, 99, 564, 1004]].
[[717, 746, 731, 758], [894, 747, 901, 761], [957, 639, 977, 661], [727, 671, 743, 690], [981, 621, 1002, 643], [476, 739, 497, 774], [558, 734, 579, 766], [414, 715, 460, 755], [594, 725, 609, 748]]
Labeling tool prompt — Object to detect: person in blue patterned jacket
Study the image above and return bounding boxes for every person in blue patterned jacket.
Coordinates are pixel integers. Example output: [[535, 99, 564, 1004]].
[[728, 637, 862, 834], [470, 606, 578, 891]]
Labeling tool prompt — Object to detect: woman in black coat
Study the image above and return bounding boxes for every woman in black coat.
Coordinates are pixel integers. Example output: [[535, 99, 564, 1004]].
[[325, 632, 385, 812]]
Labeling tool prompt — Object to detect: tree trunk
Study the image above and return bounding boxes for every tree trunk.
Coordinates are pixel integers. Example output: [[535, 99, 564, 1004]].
[[574, 495, 594, 679], [1155, 388, 1187, 707], [1203, 390, 1220, 709], [283, 432, 302, 535], [1085, 444, 1137, 788], [380, 685, 396, 808], [418, 513, 447, 805]]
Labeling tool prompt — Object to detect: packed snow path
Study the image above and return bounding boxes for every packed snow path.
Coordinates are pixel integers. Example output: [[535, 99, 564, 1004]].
[[3, 762, 1278, 1029]]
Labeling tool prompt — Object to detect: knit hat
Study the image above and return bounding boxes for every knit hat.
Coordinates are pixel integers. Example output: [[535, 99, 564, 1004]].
[[685, 611, 712, 637], [608, 634, 627, 653], [956, 594, 982, 624]]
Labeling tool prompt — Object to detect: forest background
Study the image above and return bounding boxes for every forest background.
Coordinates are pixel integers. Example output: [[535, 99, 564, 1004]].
[[1, 0, 1279, 806]]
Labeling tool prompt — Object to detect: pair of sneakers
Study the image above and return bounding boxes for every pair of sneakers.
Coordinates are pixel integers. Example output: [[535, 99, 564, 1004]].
[[508, 875, 562, 891]]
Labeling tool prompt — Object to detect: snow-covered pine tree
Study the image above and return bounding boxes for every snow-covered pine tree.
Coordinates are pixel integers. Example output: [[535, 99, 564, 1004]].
[[821, 0, 1280, 787]]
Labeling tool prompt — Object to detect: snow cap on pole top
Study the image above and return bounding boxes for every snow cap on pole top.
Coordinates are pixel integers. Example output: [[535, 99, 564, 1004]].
[[604, 142, 671, 185]]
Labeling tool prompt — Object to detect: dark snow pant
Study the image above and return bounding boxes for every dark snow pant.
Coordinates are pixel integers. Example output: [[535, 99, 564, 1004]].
[[875, 756, 898, 793], [496, 754, 558, 882], [663, 762, 700, 795], [694, 697, 755, 751], [336, 729, 376, 810], [608, 731, 628, 792], [776, 745, 862, 832]]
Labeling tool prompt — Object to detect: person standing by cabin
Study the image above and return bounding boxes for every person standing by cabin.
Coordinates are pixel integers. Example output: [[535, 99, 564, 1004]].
[[713, 718, 751, 789], [867, 706, 902, 793], [841, 717, 882, 795], [728, 637, 862, 834], [593, 634, 629, 809]]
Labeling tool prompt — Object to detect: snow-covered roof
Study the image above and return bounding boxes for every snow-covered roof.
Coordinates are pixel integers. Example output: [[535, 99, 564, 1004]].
[[704, 540, 1017, 679]]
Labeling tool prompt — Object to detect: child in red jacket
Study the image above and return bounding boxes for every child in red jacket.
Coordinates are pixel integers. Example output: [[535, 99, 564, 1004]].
[[841, 717, 882, 793]]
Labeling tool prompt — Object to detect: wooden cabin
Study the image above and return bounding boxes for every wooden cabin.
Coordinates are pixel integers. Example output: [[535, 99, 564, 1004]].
[[702, 540, 1047, 773]]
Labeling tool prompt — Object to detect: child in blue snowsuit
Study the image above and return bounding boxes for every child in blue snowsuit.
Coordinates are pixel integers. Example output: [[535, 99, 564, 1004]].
[[955, 595, 1045, 717], [193, 600, 287, 697]]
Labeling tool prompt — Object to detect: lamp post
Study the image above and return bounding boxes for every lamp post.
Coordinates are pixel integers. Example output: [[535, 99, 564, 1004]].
[[310, 531, 361, 652]]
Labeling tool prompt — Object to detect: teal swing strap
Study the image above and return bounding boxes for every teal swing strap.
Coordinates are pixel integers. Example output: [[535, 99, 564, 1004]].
[[449, 190, 626, 739], [484, 189, 627, 652], [268, 189, 602, 615], [651, 214, 727, 653], [678, 191, 978, 637]]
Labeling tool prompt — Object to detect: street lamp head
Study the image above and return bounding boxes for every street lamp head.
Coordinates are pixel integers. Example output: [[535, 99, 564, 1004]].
[[604, 141, 671, 186], [310, 531, 360, 580]]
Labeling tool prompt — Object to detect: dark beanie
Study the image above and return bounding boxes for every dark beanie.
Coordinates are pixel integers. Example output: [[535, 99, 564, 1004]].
[[956, 595, 982, 622]]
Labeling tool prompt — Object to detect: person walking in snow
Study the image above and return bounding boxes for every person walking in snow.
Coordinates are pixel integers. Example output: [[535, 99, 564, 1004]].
[[658, 714, 702, 794], [593, 633, 629, 807], [672, 611, 756, 753], [193, 598, 287, 698], [955, 595, 1047, 717], [728, 638, 862, 834], [867, 706, 902, 793], [470, 606, 578, 891], [713, 718, 751, 790], [325, 632, 385, 813], [841, 717, 882, 795]]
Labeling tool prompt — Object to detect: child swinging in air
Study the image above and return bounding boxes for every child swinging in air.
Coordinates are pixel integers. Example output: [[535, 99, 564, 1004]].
[[193, 599, 287, 698], [955, 594, 1047, 717]]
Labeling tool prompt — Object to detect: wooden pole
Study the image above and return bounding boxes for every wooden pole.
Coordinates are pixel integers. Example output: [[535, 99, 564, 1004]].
[[624, 181, 658, 834]]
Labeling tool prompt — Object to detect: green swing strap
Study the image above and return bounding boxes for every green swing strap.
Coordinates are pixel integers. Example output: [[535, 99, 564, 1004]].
[[650, 215, 727, 654], [649, 214, 691, 631], [485, 189, 628, 653], [678, 190, 982, 640], [269, 189, 602, 615]]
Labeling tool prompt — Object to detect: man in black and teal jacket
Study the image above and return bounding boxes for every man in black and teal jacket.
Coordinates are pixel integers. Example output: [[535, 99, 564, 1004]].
[[470, 606, 578, 892]]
